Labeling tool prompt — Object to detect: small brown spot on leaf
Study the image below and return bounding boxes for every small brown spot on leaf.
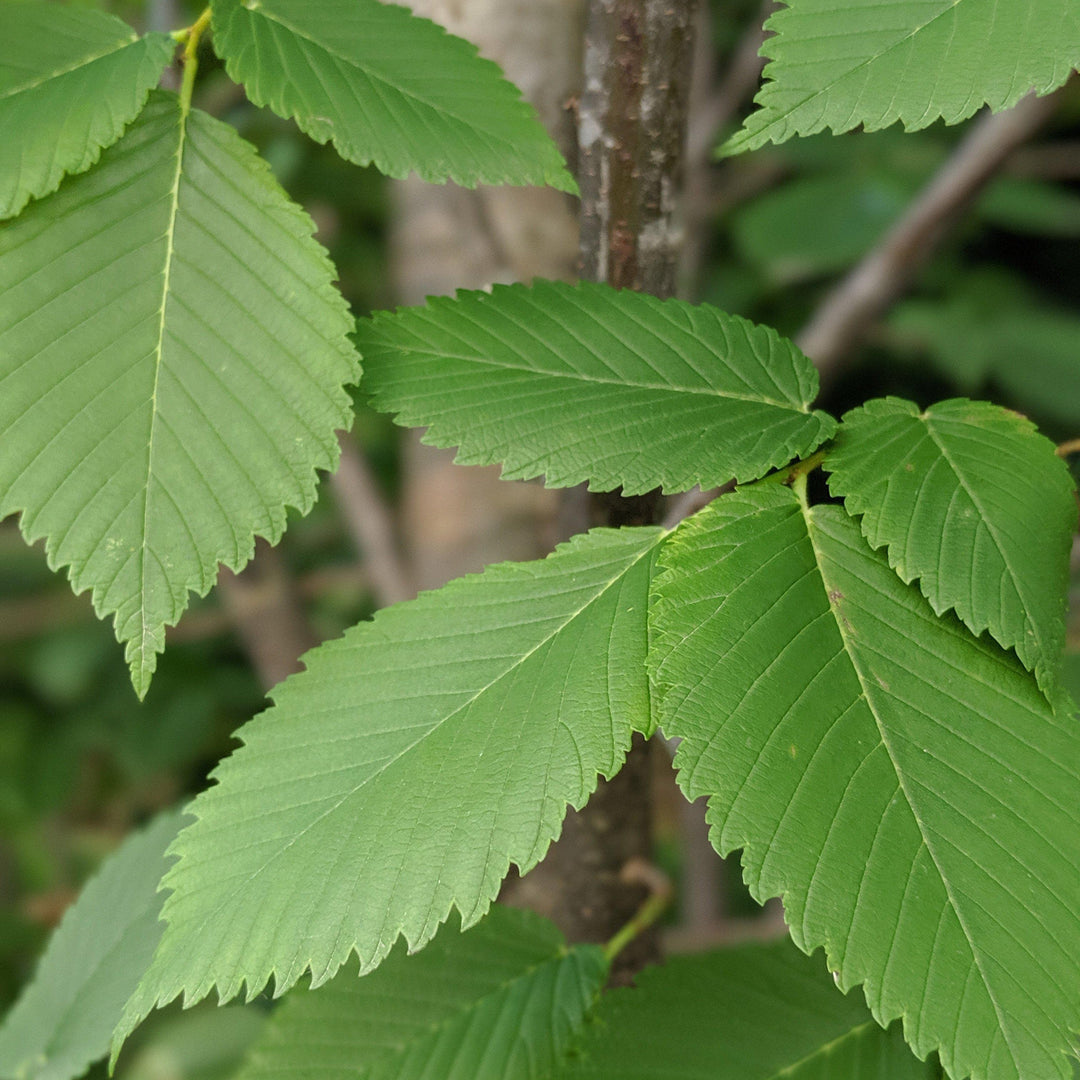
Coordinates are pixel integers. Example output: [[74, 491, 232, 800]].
[[828, 589, 843, 602]]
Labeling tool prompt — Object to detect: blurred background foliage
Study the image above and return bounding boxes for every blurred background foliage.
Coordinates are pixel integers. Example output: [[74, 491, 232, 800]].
[[4, 0, 1080, 1074]]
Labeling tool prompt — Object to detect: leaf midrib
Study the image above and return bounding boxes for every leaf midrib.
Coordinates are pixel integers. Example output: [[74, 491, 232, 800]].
[[354, 947, 589, 1073], [0, 31, 139, 100], [136, 101, 187, 688], [243, 3, 525, 143], [802, 502, 1022, 1076], [740, 0, 976, 143], [371, 347, 806, 410], [769, 1018, 878, 1079]]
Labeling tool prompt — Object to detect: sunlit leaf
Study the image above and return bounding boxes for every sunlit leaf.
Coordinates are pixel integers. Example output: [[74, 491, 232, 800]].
[[650, 486, 1080, 1080], [359, 281, 836, 494], [114, 526, 663, 1050], [0, 91, 359, 697], [724, 0, 1080, 156], [0, 2, 174, 218], [825, 398, 1075, 693], [209, 0, 575, 192]]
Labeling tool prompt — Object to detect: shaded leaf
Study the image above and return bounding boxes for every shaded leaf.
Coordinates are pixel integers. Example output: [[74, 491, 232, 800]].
[[0, 811, 184, 1080], [209, 0, 575, 192], [649, 486, 1080, 1080], [0, 2, 174, 219], [732, 171, 917, 280], [236, 907, 606, 1080], [825, 398, 1075, 693], [558, 938, 939, 1079], [114, 526, 663, 1049], [977, 176, 1080, 238], [119, 1006, 265, 1080], [0, 90, 359, 697], [358, 281, 836, 494], [889, 286, 1080, 428], [724, 0, 1080, 156]]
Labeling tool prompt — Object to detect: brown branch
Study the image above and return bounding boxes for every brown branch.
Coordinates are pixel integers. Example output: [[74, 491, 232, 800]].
[[330, 431, 414, 607], [662, 901, 788, 953], [796, 90, 1061, 381], [662, 480, 733, 529], [1006, 140, 1080, 180], [0, 565, 369, 647], [217, 541, 319, 691], [517, 0, 698, 986], [577, 0, 696, 296]]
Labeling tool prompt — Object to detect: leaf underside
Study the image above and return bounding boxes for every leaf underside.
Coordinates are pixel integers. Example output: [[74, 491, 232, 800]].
[[559, 938, 939, 1079], [0, 811, 184, 1080], [235, 907, 607, 1080], [0, 2, 174, 219], [0, 90, 359, 697], [649, 487, 1080, 1080], [724, 0, 1080, 156], [825, 397, 1075, 695], [358, 280, 837, 494], [114, 526, 663, 1051], [209, 0, 575, 192]]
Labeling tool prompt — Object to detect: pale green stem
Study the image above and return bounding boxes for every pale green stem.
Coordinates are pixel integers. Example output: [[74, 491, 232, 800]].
[[791, 471, 809, 508], [178, 7, 212, 117], [602, 868, 673, 964], [757, 448, 827, 488]]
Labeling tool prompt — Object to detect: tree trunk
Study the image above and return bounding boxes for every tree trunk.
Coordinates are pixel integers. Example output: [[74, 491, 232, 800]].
[[391, 0, 584, 590]]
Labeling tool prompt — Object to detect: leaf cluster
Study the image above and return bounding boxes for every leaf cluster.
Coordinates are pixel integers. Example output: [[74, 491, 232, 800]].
[[1, 4, 1078, 1080]]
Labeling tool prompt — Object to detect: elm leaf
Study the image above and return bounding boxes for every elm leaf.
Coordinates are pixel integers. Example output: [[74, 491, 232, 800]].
[[650, 486, 1080, 1080], [0, 90, 359, 697], [359, 281, 836, 495], [114, 526, 664, 1051], [824, 397, 1076, 694]]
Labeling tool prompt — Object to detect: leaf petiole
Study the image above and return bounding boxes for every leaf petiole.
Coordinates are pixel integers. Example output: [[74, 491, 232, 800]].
[[602, 860, 673, 964], [756, 448, 828, 489], [177, 7, 212, 117]]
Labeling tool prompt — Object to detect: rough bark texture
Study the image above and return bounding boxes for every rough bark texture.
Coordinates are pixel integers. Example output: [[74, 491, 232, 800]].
[[512, 0, 697, 984], [577, 0, 696, 296]]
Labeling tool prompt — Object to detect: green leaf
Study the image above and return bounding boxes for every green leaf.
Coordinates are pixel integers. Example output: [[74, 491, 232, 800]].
[[0, 2, 175, 219], [358, 281, 837, 494], [209, 0, 575, 193], [824, 398, 1075, 694], [649, 486, 1080, 1080], [723, 0, 1080, 156], [114, 526, 664, 1051], [0, 90, 360, 698], [235, 907, 606, 1080], [0, 811, 184, 1080], [558, 938, 939, 1079], [119, 1006, 265, 1080], [978, 176, 1080, 238]]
